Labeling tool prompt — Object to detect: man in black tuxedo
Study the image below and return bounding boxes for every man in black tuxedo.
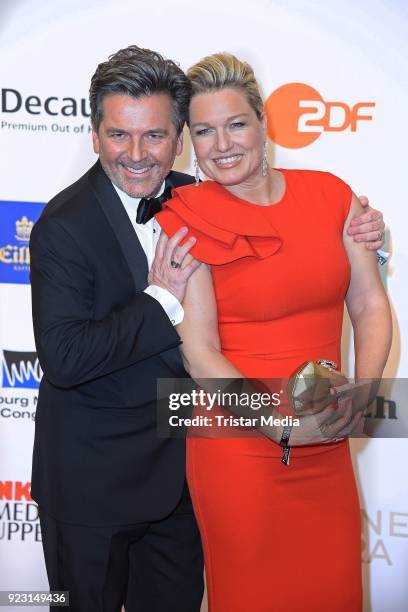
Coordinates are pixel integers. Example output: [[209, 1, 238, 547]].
[[30, 46, 203, 612], [30, 44, 385, 612]]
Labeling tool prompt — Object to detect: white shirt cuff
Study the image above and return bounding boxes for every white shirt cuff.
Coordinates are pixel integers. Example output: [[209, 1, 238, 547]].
[[144, 285, 184, 326]]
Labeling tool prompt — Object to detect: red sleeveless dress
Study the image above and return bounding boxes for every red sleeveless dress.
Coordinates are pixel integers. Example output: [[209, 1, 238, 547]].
[[156, 169, 362, 612]]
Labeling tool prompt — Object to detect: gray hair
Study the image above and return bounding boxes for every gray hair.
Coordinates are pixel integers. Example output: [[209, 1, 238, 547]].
[[90, 45, 191, 134]]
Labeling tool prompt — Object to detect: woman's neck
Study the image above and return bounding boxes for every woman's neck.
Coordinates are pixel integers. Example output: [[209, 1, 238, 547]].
[[222, 168, 285, 206]]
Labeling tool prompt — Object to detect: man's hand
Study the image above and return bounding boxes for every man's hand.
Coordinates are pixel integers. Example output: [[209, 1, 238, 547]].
[[347, 195, 385, 250], [149, 227, 201, 303]]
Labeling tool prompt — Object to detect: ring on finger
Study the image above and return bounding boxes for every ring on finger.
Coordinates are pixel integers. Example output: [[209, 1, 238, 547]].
[[170, 260, 181, 269], [378, 230, 384, 241]]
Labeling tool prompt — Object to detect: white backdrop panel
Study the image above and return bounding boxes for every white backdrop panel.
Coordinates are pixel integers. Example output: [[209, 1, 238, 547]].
[[0, 1, 406, 610]]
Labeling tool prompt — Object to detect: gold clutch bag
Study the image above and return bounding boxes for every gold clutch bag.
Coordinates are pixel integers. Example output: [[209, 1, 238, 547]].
[[287, 359, 348, 415]]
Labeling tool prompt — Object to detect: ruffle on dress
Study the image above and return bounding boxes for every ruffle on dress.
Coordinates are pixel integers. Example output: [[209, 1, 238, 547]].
[[156, 181, 283, 265]]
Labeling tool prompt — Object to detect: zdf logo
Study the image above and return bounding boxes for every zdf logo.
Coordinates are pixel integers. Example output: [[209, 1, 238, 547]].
[[265, 83, 375, 148]]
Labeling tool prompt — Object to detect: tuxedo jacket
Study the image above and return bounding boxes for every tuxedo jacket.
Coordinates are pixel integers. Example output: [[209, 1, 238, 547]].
[[30, 160, 195, 526]]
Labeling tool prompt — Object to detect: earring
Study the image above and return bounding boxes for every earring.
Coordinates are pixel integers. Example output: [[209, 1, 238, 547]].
[[194, 157, 200, 186], [262, 141, 268, 177]]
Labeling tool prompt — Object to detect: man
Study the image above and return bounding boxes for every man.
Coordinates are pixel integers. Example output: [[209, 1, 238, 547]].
[[30, 45, 385, 612], [30, 47, 202, 612]]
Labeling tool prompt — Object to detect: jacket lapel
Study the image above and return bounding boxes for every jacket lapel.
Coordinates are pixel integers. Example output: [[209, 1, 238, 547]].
[[166, 170, 195, 190], [87, 161, 149, 291], [87, 162, 188, 376]]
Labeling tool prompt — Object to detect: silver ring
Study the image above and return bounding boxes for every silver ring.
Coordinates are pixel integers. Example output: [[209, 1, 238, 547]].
[[170, 260, 181, 269]]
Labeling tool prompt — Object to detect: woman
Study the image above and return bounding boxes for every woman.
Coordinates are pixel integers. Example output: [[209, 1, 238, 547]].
[[155, 53, 392, 611]]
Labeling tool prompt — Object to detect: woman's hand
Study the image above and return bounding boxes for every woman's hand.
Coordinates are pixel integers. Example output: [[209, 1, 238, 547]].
[[281, 378, 377, 446], [319, 379, 379, 439], [280, 405, 344, 446]]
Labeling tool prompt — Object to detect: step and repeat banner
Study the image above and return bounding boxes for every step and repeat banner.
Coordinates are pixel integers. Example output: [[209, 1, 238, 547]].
[[0, 0, 407, 610]]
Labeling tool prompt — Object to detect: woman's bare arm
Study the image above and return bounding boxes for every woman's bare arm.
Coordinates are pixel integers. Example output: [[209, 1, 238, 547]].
[[322, 194, 392, 439], [344, 193, 392, 379], [177, 263, 244, 379], [177, 260, 349, 446]]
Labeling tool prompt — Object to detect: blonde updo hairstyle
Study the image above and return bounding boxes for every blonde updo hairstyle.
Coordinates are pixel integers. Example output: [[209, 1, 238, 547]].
[[186, 53, 264, 122]]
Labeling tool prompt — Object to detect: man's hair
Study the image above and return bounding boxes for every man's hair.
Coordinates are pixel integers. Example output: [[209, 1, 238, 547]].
[[187, 53, 264, 121], [90, 45, 191, 134]]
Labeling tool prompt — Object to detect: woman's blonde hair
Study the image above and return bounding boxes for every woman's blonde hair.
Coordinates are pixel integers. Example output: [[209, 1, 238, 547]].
[[186, 53, 264, 121]]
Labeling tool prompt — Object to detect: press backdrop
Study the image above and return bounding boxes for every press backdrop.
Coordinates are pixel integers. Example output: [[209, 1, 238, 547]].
[[0, 1, 407, 610]]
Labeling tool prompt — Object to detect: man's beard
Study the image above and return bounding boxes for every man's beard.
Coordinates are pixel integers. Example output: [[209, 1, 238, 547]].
[[100, 158, 165, 199]]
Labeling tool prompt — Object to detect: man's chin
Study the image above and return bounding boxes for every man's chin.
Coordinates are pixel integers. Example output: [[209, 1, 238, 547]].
[[101, 162, 164, 199], [118, 176, 163, 199], [126, 185, 161, 199]]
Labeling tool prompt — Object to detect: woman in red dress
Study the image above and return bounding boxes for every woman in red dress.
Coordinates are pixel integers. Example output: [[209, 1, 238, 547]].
[[157, 53, 392, 612]]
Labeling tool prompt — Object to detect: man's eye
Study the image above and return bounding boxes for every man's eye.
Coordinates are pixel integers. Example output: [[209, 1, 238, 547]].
[[110, 132, 125, 139], [146, 133, 164, 141]]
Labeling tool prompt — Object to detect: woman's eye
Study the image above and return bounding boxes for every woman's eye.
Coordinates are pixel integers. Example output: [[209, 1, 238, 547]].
[[195, 128, 211, 136], [230, 121, 245, 129]]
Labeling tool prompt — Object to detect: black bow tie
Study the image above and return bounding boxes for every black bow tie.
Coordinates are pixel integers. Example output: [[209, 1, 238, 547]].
[[136, 185, 172, 224]]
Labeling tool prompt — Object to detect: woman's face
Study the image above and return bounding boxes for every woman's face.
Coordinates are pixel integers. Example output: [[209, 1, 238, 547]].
[[189, 88, 266, 187]]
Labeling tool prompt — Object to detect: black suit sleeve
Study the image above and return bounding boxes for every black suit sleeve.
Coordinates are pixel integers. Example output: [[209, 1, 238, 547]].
[[30, 217, 181, 388]]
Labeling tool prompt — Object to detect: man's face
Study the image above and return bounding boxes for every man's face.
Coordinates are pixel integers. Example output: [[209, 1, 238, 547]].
[[92, 93, 183, 198]]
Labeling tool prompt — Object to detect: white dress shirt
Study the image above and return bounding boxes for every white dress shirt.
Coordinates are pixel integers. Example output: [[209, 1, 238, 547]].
[[112, 182, 184, 326]]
